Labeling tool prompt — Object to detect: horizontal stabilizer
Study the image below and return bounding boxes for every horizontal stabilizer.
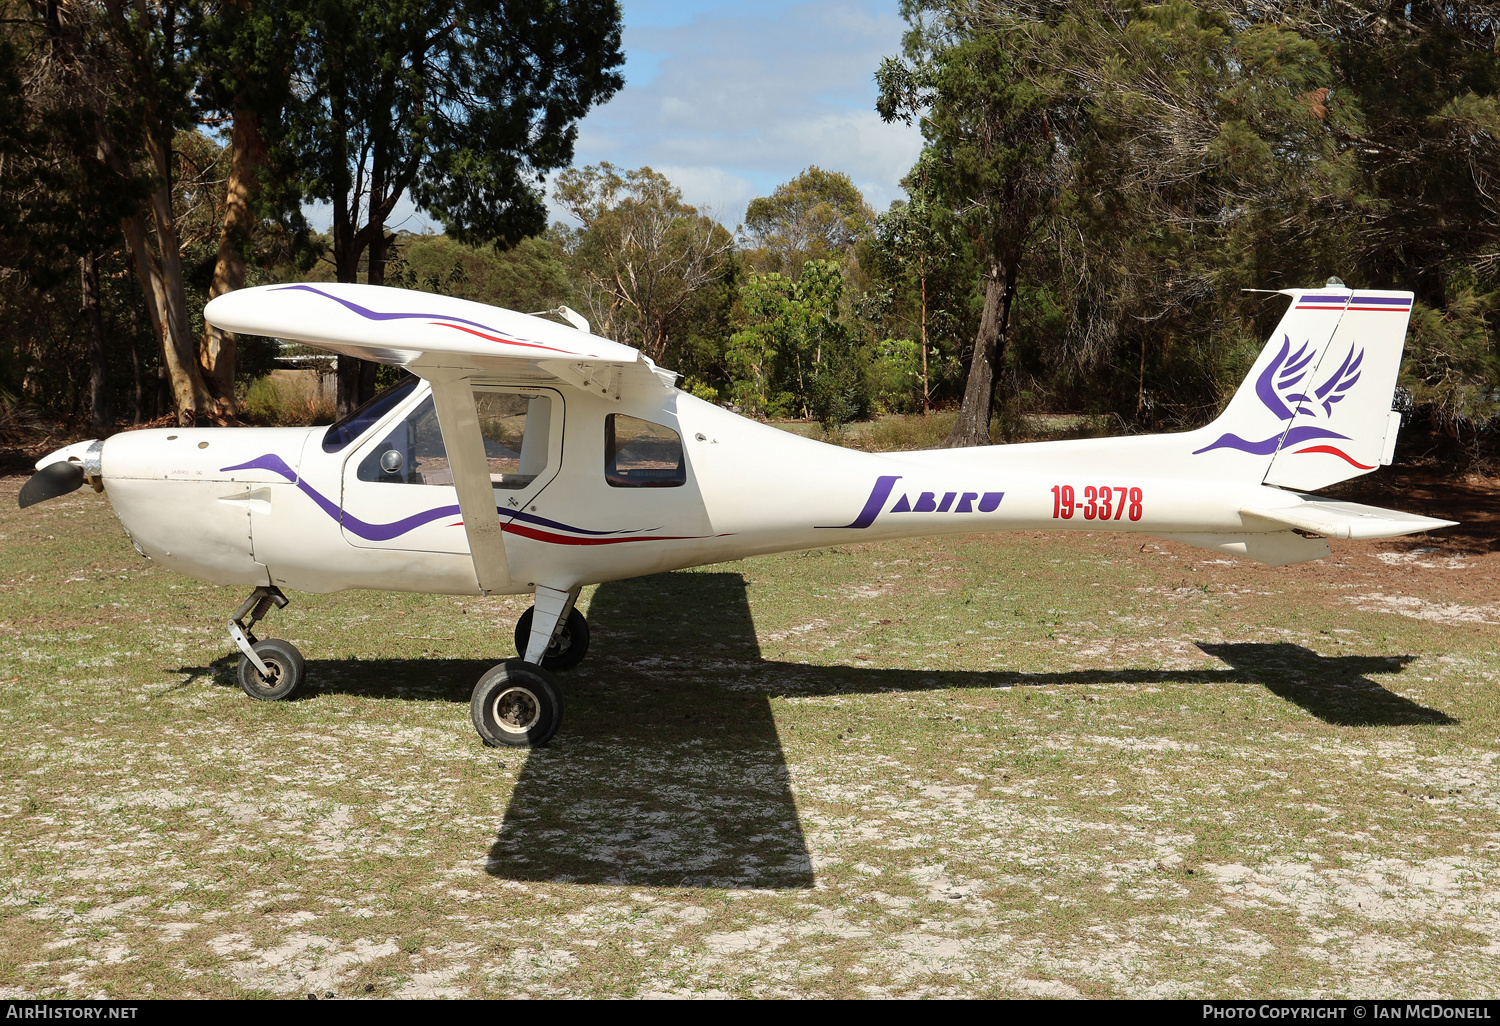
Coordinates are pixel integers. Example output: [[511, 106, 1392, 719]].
[[1240, 497, 1456, 540]]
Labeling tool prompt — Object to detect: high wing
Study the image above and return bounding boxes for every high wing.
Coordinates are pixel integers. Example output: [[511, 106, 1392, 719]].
[[204, 282, 678, 398], [205, 282, 676, 595]]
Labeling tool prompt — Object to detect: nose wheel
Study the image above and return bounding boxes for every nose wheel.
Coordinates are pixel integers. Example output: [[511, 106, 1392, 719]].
[[228, 586, 306, 701], [237, 638, 307, 700]]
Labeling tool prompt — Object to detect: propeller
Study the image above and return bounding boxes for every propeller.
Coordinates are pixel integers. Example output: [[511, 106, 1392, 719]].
[[18, 461, 86, 508]]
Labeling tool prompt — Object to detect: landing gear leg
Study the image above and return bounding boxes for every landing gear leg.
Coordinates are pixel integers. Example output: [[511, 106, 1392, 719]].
[[514, 584, 589, 671], [228, 586, 306, 701]]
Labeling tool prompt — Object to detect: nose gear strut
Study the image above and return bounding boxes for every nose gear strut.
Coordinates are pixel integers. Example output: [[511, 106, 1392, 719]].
[[228, 586, 289, 678]]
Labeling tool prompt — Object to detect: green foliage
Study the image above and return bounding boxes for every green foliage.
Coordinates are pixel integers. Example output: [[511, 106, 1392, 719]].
[[744, 166, 876, 278], [1403, 287, 1500, 431], [728, 261, 872, 426], [387, 233, 573, 315], [283, 0, 626, 253], [238, 372, 335, 427]]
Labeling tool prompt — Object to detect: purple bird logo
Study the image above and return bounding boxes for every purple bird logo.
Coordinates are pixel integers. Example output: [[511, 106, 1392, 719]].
[[1193, 336, 1374, 467]]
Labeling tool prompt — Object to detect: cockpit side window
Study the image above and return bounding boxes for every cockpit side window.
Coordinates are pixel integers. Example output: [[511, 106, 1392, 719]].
[[605, 414, 685, 488], [474, 391, 552, 489], [357, 395, 449, 484]]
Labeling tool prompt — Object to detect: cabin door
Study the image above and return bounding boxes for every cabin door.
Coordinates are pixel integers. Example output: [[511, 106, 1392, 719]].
[[340, 384, 564, 553]]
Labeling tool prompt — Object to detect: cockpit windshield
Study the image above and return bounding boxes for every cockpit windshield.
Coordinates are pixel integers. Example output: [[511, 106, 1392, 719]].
[[320, 375, 421, 453]]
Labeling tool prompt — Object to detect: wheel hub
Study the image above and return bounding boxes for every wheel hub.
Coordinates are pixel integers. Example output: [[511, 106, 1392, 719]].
[[491, 686, 541, 733]]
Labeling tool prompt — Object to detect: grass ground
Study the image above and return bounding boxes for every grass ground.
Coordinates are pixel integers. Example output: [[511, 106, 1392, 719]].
[[1, 468, 1498, 998]]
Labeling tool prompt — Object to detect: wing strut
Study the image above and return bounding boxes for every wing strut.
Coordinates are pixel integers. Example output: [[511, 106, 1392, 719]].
[[426, 371, 511, 594]]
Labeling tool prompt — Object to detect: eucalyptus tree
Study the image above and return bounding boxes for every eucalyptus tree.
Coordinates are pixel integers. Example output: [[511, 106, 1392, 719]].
[[554, 163, 735, 363], [0, 1, 157, 432], [878, 12, 1066, 446], [744, 166, 876, 279], [279, 0, 626, 413], [880, 1, 1362, 438]]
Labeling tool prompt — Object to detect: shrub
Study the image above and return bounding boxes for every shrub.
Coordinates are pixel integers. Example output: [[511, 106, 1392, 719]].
[[239, 372, 336, 426]]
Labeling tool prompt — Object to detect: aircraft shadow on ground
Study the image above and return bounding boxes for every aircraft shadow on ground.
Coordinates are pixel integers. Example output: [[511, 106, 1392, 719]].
[[180, 571, 1452, 889]]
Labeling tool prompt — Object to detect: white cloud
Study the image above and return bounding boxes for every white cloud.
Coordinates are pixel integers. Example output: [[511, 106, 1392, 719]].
[[571, 0, 923, 221]]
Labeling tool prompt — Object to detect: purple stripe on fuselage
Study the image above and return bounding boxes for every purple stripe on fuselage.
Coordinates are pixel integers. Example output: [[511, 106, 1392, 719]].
[[220, 454, 649, 542], [223, 453, 299, 481], [507, 508, 642, 536]]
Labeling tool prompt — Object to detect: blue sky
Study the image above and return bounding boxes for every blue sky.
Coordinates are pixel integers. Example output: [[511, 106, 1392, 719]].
[[564, 0, 923, 225], [369, 1, 922, 236]]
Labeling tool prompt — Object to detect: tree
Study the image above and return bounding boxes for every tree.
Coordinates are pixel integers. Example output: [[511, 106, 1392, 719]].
[[555, 163, 735, 361], [0, 0, 153, 434], [880, 1, 1367, 439], [94, 0, 222, 424], [195, 0, 303, 414], [872, 153, 967, 414], [879, 22, 1061, 446], [279, 0, 626, 414], [744, 166, 875, 279]]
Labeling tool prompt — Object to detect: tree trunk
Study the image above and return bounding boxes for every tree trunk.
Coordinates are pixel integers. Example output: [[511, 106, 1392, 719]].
[[202, 105, 266, 417], [943, 259, 1016, 448], [129, 336, 143, 425], [122, 211, 209, 425], [80, 250, 112, 438]]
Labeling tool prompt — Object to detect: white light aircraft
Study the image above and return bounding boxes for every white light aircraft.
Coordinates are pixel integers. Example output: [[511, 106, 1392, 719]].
[[20, 280, 1454, 747]]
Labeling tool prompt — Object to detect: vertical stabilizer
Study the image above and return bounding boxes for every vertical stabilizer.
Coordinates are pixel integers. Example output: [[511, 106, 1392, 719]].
[[1190, 286, 1413, 489], [1263, 290, 1412, 490]]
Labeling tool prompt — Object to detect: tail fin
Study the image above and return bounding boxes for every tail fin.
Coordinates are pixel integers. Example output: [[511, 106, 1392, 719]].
[[1192, 286, 1412, 490]]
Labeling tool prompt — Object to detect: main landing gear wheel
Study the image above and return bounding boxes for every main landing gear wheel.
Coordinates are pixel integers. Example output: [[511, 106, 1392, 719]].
[[237, 638, 307, 701], [514, 606, 590, 671], [471, 660, 564, 748]]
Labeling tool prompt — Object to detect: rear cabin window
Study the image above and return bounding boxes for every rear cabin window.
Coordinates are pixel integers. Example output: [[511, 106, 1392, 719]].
[[605, 415, 685, 488]]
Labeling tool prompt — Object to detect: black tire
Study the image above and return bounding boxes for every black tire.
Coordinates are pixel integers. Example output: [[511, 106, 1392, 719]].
[[513, 606, 590, 671], [470, 660, 564, 748], [236, 638, 306, 701]]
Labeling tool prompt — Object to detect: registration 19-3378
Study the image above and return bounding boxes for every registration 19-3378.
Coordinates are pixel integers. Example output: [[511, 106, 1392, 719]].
[[1050, 485, 1144, 521]]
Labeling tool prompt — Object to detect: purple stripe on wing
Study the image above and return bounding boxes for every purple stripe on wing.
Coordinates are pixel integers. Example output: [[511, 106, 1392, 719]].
[[273, 284, 533, 342]]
